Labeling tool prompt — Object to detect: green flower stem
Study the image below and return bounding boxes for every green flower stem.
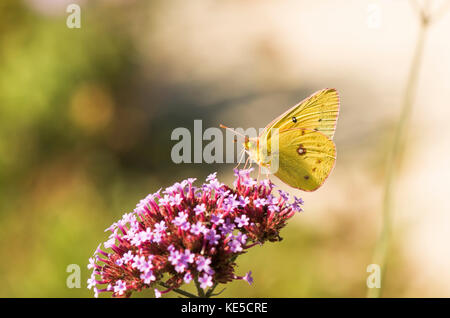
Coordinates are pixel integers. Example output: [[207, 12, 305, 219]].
[[194, 277, 206, 298], [158, 282, 199, 298], [205, 282, 219, 297]]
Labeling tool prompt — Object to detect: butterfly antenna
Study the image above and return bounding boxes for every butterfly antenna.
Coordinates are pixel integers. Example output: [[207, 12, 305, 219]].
[[219, 124, 245, 138]]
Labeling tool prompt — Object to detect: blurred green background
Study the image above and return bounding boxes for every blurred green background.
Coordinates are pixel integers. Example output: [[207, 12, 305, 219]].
[[1, 0, 450, 297]]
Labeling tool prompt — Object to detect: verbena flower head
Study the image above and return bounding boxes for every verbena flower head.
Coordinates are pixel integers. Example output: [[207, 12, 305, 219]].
[[87, 169, 303, 298]]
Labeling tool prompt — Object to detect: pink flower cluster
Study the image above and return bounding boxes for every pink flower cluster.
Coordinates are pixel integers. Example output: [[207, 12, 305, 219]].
[[87, 169, 303, 298]]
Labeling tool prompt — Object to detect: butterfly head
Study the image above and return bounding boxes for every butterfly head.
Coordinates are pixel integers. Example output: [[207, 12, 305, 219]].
[[243, 135, 250, 150], [219, 124, 258, 158]]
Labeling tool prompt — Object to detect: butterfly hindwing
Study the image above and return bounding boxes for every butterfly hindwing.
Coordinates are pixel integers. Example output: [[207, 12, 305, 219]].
[[261, 128, 336, 191]]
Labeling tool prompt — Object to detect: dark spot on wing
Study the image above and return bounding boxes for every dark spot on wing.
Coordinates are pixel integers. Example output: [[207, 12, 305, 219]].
[[292, 116, 297, 123], [316, 159, 322, 164], [297, 144, 306, 156], [312, 167, 317, 172], [304, 175, 309, 180], [318, 119, 322, 122]]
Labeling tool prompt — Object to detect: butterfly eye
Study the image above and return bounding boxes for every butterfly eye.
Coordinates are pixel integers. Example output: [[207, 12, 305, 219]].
[[292, 116, 297, 123]]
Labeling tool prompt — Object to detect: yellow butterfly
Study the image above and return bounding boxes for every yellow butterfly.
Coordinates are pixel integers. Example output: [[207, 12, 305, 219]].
[[221, 88, 339, 191]]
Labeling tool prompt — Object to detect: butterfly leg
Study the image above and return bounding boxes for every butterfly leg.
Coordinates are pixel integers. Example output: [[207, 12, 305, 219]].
[[234, 147, 245, 169], [257, 165, 261, 183], [243, 155, 250, 170]]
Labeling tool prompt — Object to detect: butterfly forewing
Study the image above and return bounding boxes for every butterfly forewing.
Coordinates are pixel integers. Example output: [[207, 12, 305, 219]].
[[261, 88, 339, 141]]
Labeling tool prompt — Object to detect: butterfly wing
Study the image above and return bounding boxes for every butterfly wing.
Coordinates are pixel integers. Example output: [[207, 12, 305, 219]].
[[261, 88, 339, 141], [262, 128, 336, 191]]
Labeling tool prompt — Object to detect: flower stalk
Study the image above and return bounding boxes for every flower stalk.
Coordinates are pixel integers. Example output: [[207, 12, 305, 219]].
[[368, 0, 450, 298]]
